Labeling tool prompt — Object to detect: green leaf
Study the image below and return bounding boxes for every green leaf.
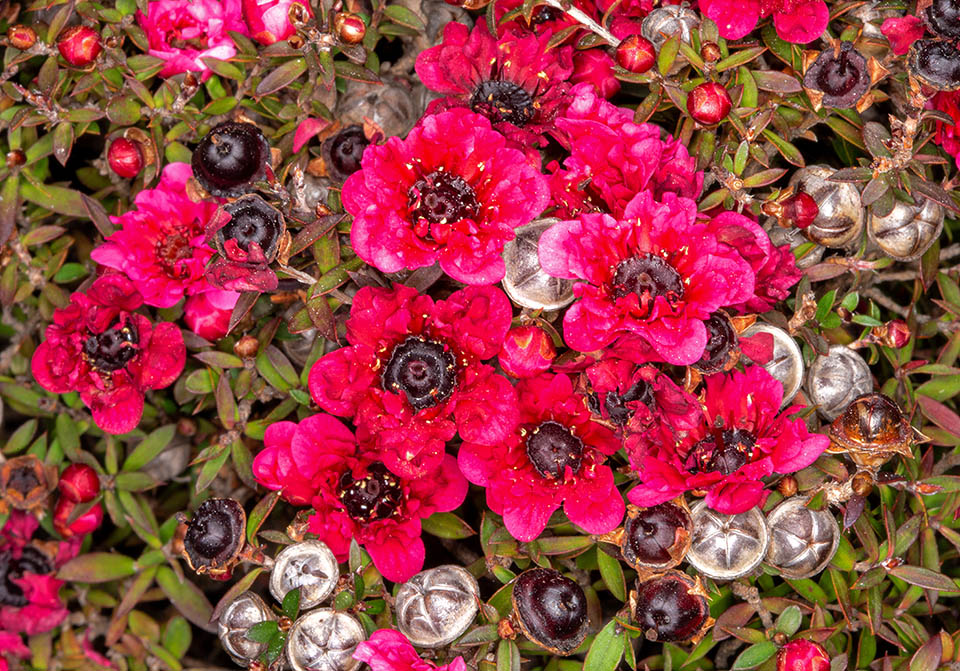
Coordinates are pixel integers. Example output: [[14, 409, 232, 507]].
[[201, 57, 244, 80], [0, 177, 18, 248], [732, 642, 778, 670], [245, 621, 279, 644], [333, 60, 381, 84], [583, 619, 624, 671], [762, 129, 805, 167], [57, 553, 137, 583], [775, 605, 802, 636], [889, 565, 959, 592], [597, 549, 626, 602], [282, 587, 301, 620], [496, 639, 520, 671], [123, 425, 176, 472], [156, 566, 215, 632], [383, 5, 423, 30], [21, 182, 89, 217], [421, 512, 477, 539], [256, 58, 307, 96], [163, 616, 192, 659]]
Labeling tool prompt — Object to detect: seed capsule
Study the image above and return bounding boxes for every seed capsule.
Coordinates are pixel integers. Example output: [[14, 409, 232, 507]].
[[805, 345, 873, 421], [285, 609, 365, 671], [512, 568, 588, 655], [1, 455, 56, 511], [620, 501, 692, 571], [867, 194, 944, 262], [180, 498, 246, 580], [765, 497, 840, 579], [218, 591, 277, 665], [192, 121, 270, 198], [685, 500, 769, 581], [269, 540, 340, 610], [803, 44, 870, 109], [502, 219, 575, 311], [641, 6, 700, 50], [788, 165, 864, 249], [740, 323, 805, 406], [828, 392, 914, 469], [631, 570, 711, 643], [909, 38, 960, 91], [395, 565, 480, 648]]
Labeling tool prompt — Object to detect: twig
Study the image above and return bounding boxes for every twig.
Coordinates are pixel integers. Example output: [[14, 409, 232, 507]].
[[540, 0, 620, 46]]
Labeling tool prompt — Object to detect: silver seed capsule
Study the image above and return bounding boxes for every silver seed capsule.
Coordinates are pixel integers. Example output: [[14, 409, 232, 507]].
[[685, 500, 769, 581], [788, 165, 864, 249], [502, 219, 575, 312], [767, 224, 825, 270], [396, 565, 480, 648], [806, 345, 873, 421], [270, 540, 340, 610], [867, 195, 944, 262], [285, 609, 365, 671], [740, 323, 805, 407], [765, 497, 840, 579], [641, 5, 700, 50], [218, 591, 277, 666]]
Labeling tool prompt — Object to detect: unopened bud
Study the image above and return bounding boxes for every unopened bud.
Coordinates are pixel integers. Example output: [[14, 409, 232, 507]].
[[334, 12, 366, 44], [8, 24, 37, 50], [234, 335, 260, 360], [108, 137, 144, 179], [57, 25, 102, 67]]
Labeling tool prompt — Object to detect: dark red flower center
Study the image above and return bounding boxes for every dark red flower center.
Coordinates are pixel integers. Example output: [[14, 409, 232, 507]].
[[382, 336, 457, 410], [408, 171, 480, 233], [155, 231, 193, 279], [815, 49, 861, 97], [324, 125, 369, 179], [83, 320, 139, 373], [470, 80, 536, 127], [686, 428, 757, 475], [0, 546, 51, 607], [526, 420, 584, 479], [590, 378, 655, 425], [337, 462, 403, 522], [612, 254, 684, 314]]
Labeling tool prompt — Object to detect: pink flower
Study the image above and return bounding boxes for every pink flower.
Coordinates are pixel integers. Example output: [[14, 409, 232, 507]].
[[700, 0, 828, 43], [183, 293, 232, 341], [137, 0, 249, 79], [0, 631, 30, 671], [308, 284, 518, 478], [415, 22, 574, 148], [493, 0, 594, 40], [253, 415, 468, 582], [31, 274, 186, 434], [627, 366, 830, 514], [933, 92, 960, 169], [343, 108, 549, 285], [91, 162, 238, 310], [547, 83, 702, 218], [570, 50, 621, 99], [242, 0, 310, 45], [881, 15, 925, 55], [538, 191, 755, 364], [354, 630, 467, 671], [459, 372, 624, 542]]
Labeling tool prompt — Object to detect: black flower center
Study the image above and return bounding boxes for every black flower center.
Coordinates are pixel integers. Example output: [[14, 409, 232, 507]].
[[408, 171, 480, 229], [337, 462, 403, 522], [590, 378, 655, 425], [323, 125, 369, 180], [531, 5, 562, 24], [155, 232, 193, 279], [382, 337, 457, 410], [612, 254, 684, 313], [815, 49, 861, 97], [695, 312, 736, 374], [686, 428, 757, 475], [526, 421, 584, 480], [0, 547, 51, 607], [83, 320, 139, 373], [222, 197, 283, 257], [470, 80, 536, 127]]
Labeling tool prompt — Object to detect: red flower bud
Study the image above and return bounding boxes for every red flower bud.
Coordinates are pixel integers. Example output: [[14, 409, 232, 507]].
[[687, 82, 731, 125], [107, 138, 144, 179], [334, 12, 366, 44], [777, 640, 831, 671], [499, 325, 556, 379], [53, 498, 104, 538], [879, 319, 911, 349], [8, 24, 37, 50], [616, 34, 656, 74], [782, 192, 819, 229], [58, 463, 101, 503], [57, 25, 102, 67]]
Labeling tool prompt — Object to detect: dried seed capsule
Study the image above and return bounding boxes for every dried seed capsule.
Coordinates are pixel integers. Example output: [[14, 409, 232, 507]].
[[694, 311, 738, 375], [180, 498, 246, 580], [1, 455, 56, 511], [512, 568, 588, 655], [321, 125, 369, 182], [641, 5, 700, 50], [685, 500, 769, 581], [765, 497, 840, 580], [8, 25, 37, 50], [269, 540, 340, 610], [740, 323, 805, 406], [334, 12, 366, 44], [925, 0, 960, 39], [828, 393, 914, 469], [788, 165, 864, 249], [805, 345, 873, 421], [192, 121, 270, 198], [219, 195, 286, 263], [395, 565, 480, 648], [632, 570, 710, 643], [218, 591, 277, 665], [803, 44, 870, 109], [867, 195, 944, 262], [502, 219, 574, 311], [285, 609, 365, 671], [909, 38, 960, 91], [621, 501, 693, 571]]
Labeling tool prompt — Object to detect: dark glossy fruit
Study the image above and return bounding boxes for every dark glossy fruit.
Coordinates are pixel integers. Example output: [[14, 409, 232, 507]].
[[58, 463, 100, 503], [616, 34, 656, 74], [336, 462, 403, 521], [694, 312, 737, 374], [512, 568, 588, 655], [909, 38, 960, 91], [182, 498, 246, 577], [804, 43, 870, 107], [525, 421, 584, 479], [828, 392, 914, 468], [687, 82, 731, 125], [621, 502, 692, 570], [633, 571, 709, 642], [221, 195, 284, 261], [926, 0, 960, 39], [191, 122, 270, 197], [322, 125, 369, 181]]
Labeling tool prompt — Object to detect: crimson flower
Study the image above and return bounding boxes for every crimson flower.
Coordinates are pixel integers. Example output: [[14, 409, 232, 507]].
[[415, 22, 574, 148], [343, 108, 549, 285], [252, 414, 467, 582], [538, 191, 755, 364], [699, 0, 828, 44], [353, 630, 467, 671], [308, 284, 517, 478], [627, 366, 830, 514], [31, 275, 186, 434], [458, 372, 624, 542]]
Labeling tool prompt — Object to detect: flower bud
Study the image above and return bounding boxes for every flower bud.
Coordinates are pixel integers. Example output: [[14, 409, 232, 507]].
[[781, 192, 819, 229], [877, 320, 911, 349], [108, 137, 144, 179], [776, 639, 830, 671], [57, 25, 102, 67], [242, 0, 312, 46], [58, 463, 101, 503], [777, 475, 798, 498], [53, 498, 104, 538], [615, 34, 656, 74], [234, 334, 260, 359], [7, 24, 37, 50], [687, 82, 731, 125], [334, 12, 366, 44], [701, 41, 721, 62], [499, 326, 556, 378], [184, 294, 232, 341], [6, 149, 26, 169]]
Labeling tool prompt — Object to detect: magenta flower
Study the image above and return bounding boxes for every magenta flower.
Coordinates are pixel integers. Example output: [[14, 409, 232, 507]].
[[415, 22, 574, 148], [0, 511, 81, 636], [570, 50, 621, 100], [459, 372, 624, 542], [90, 162, 238, 310], [136, 0, 249, 79], [881, 15, 925, 55], [253, 414, 468, 582], [538, 191, 755, 364], [627, 366, 830, 514], [699, 0, 828, 44], [31, 274, 186, 434], [934, 92, 960, 170], [308, 284, 518, 479], [0, 632, 29, 671], [183, 293, 232, 341], [354, 630, 467, 671], [343, 108, 549, 285], [547, 83, 703, 218], [242, 0, 310, 45]]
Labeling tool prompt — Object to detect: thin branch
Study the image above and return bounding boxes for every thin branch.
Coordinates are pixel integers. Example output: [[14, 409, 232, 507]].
[[540, 0, 620, 46]]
